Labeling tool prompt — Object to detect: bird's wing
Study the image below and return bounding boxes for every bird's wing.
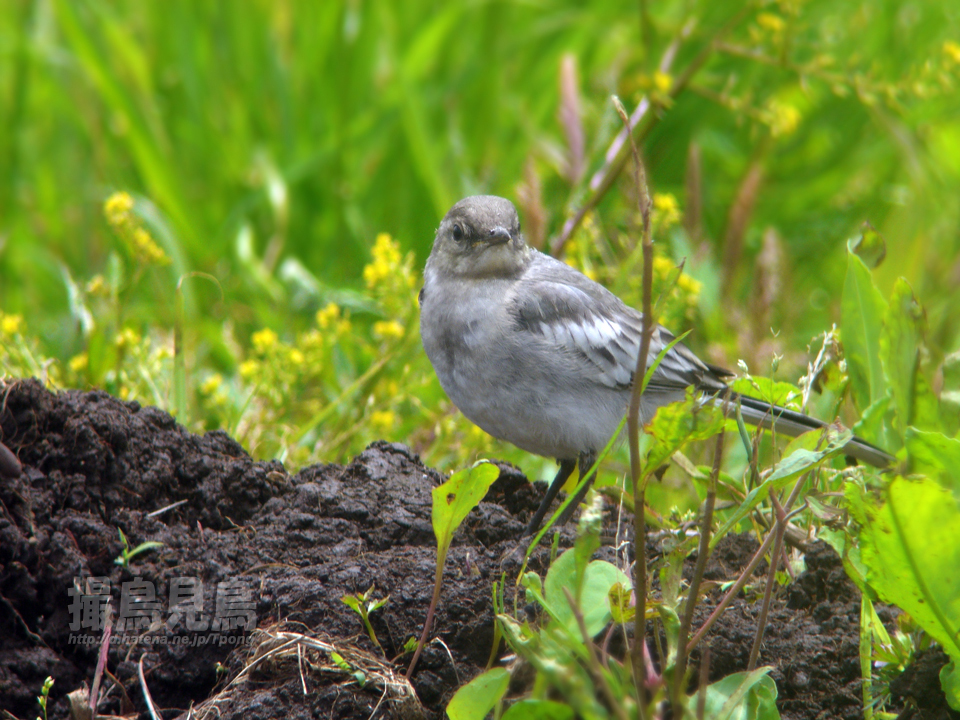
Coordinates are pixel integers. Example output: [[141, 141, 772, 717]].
[[509, 253, 721, 392]]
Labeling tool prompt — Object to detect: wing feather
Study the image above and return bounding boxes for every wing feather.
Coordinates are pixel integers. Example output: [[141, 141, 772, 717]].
[[509, 252, 722, 392]]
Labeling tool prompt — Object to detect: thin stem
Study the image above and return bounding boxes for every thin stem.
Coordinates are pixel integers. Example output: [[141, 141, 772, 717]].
[[747, 493, 787, 670], [563, 587, 631, 720], [672, 426, 724, 712], [696, 643, 711, 720], [406, 545, 446, 679], [687, 471, 809, 654], [614, 96, 653, 717]]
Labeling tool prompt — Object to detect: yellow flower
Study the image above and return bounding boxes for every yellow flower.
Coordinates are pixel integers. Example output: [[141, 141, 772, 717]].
[[757, 12, 785, 34], [764, 99, 801, 138], [652, 193, 681, 230], [200, 373, 223, 395], [288, 349, 305, 365], [653, 71, 672, 93], [131, 227, 170, 266], [944, 41, 960, 65], [69, 353, 89, 372], [239, 359, 259, 379], [373, 320, 405, 340], [370, 410, 396, 434], [316, 302, 340, 329], [104, 191, 134, 228], [0, 313, 23, 336], [653, 256, 674, 275], [115, 327, 142, 349], [252, 328, 278, 352], [677, 273, 702, 296], [363, 233, 402, 289], [104, 191, 169, 266]]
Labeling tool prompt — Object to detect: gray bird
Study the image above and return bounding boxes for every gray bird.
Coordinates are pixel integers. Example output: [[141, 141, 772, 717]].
[[419, 195, 892, 535]]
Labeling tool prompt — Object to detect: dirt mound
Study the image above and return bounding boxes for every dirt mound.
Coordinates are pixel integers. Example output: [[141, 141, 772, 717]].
[[0, 379, 954, 719]]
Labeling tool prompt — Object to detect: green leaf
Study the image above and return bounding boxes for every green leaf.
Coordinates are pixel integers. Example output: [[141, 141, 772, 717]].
[[940, 350, 960, 436], [819, 526, 870, 594], [851, 476, 960, 661], [710, 427, 852, 549], [941, 660, 960, 712], [659, 603, 681, 669], [904, 427, 960, 495], [446, 667, 509, 720], [848, 221, 887, 269], [880, 278, 936, 436], [608, 582, 635, 624], [572, 494, 604, 603], [842, 252, 888, 410], [645, 391, 725, 472], [687, 668, 780, 720], [500, 699, 574, 720], [727, 376, 803, 410], [341, 595, 361, 612], [432, 461, 501, 554], [544, 548, 631, 638], [852, 394, 890, 446]]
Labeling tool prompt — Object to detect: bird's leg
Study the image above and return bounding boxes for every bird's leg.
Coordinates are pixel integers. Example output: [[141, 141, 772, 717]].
[[556, 450, 598, 526], [524, 458, 577, 536]]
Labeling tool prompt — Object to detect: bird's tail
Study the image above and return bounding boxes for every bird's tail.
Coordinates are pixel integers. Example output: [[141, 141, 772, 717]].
[[715, 393, 894, 468]]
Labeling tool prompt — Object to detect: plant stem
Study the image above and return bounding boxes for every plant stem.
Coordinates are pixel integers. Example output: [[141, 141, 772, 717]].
[[672, 426, 724, 712], [406, 544, 447, 679], [748, 493, 787, 670], [563, 587, 631, 720], [687, 472, 809, 653], [613, 95, 653, 716]]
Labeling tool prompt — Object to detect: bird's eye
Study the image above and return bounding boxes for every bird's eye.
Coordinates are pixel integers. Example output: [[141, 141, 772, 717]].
[[452, 223, 464, 241]]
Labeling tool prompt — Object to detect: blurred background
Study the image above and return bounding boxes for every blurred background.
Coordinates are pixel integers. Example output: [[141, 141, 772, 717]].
[[1, 0, 958, 503]]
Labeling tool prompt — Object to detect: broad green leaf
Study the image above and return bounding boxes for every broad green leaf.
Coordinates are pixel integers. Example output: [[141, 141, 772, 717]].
[[544, 548, 630, 638], [710, 428, 852, 549], [500, 699, 574, 720], [432, 461, 501, 553], [904, 428, 960, 496], [850, 476, 960, 660], [686, 668, 780, 720], [941, 661, 960, 712], [446, 667, 509, 720], [880, 278, 936, 435], [842, 252, 888, 410], [645, 391, 725, 472], [849, 221, 887, 269], [819, 526, 870, 594], [852, 394, 890, 447], [727, 376, 803, 409]]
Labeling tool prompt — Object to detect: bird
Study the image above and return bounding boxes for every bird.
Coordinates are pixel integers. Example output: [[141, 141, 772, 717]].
[[418, 195, 893, 536]]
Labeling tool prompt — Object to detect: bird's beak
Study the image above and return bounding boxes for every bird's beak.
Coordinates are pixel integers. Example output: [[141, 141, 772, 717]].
[[487, 226, 512, 245]]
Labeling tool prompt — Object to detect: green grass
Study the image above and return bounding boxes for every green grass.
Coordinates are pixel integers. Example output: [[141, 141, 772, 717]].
[[1, 0, 959, 477]]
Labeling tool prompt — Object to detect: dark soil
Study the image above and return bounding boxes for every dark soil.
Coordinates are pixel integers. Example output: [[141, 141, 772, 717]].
[[0, 379, 955, 719]]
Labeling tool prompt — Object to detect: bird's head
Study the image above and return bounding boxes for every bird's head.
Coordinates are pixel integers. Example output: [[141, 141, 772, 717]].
[[427, 195, 530, 278]]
